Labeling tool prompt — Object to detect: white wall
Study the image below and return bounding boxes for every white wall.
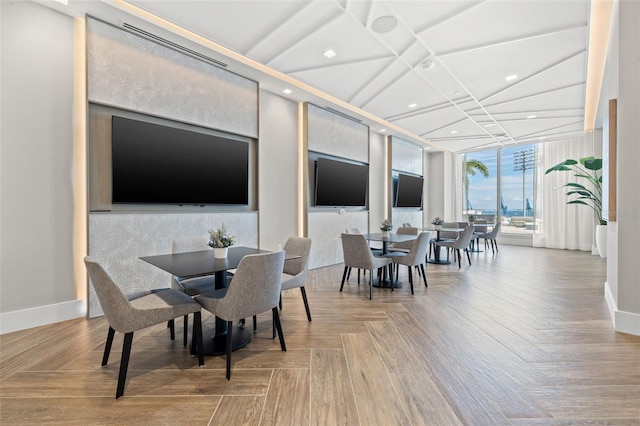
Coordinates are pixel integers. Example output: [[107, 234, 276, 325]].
[[258, 90, 299, 250], [0, 1, 82, 333], [602, 0, 640, 335]]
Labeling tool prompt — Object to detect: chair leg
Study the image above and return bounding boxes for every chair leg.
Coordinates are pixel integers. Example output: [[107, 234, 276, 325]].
[[279, 294, 282, 310], [420, 264, 428, 287], [369, 270, 373, 300], [389, 264, 394, 292], [272, 307, 287, 352], [116, 332, 134, 399], [272, 310, 277, 339], [300, 287, 312, 321], [466, 249, 471, 265], [192, 312, 204, 367], [102, 326, 115, 367], [340, 267, 349, 292], [168, 319, 175, 341], [494, 239, 498, 252], [408, 266, 414, 295], [183, 315, 188, 347], [226, 320, 233, 380], [346, 267, 351, 281], [253, 315, 257, 332], [457, 249, 462, 269]]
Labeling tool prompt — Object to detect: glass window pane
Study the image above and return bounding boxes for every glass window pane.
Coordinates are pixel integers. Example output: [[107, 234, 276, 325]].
[[501, 145, 535, 234], [465, 150, 498, 219]]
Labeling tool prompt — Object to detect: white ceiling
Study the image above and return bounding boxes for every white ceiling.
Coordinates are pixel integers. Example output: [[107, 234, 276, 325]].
[[50, 0, 592, 152]]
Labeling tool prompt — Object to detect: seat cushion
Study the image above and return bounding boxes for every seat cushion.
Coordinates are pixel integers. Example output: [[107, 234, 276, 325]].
[[126, 289, 201, 332], [193, 287, 229, 314], [177, 275, 216, 296], [281, 272, 303, 291]]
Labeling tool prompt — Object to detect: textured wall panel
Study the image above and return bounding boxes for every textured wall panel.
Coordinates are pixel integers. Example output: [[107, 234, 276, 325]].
[[307, 104, 369, 163], [88, 212, 258, 317], [307, 211, 369, 269], [392, 211, 424, 230], [87, 19, 258, 137], [392, 137, 423, 175]]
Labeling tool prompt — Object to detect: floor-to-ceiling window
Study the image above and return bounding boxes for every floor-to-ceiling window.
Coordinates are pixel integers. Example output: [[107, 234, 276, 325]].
[[464, 144, 537, 236]]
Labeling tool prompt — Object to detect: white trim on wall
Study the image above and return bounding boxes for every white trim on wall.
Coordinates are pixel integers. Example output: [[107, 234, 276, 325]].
[[605, 281, 640, 335], [0, 300, 86, 335]]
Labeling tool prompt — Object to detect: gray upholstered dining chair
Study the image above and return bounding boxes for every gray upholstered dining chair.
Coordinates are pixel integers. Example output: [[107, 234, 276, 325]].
[[388, 226, 418, 252], [195, 251, 286, 380], [435, 224, 475, 268], [339, 233, 392, 300], [281, 236, 313, 321], [170, 238, 216, 346], [473, 221, 501, 253], [391, 232, 432, 293], [84, 256, 204, 399], [344, 228, 381, 284]]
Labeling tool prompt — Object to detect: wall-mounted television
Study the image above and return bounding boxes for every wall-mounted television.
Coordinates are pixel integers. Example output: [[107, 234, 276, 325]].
[[314, 157, 368, 207], [111, 116, 249, 205], [395, 172, 424, 208]]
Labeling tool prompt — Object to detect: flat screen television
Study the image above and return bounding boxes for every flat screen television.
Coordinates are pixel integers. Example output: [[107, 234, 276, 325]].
[[314, 157, 368, 207], [395, 172, 424, 208], [111, 116, 249, 205]]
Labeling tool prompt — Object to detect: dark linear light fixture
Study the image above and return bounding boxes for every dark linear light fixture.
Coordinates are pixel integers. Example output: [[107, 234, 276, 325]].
[[122, 22, 228, 68]]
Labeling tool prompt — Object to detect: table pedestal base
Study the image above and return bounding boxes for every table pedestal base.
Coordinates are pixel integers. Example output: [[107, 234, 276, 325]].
[[200, 326, 252, 356], [372, 279, 403, 289]]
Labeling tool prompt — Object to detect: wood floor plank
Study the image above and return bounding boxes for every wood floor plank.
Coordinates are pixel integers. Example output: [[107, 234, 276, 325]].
[[341, 333, 411, 425], [365, 320, 463, 425], [210, 395, 265, 426], [260, 368, 310, 425], [309, 349, 359, 426], [0, 396, 221, 425]]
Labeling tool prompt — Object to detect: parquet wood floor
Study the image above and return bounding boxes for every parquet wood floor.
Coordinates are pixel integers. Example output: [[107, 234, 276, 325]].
[[1, 246, 639, 425]]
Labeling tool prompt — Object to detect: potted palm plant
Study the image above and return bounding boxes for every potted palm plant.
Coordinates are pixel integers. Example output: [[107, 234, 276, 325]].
[[545, 156, 607, 257]]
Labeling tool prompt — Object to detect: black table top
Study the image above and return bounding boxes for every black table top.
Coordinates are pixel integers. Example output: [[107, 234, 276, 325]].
[[140, 246, 274, 279]]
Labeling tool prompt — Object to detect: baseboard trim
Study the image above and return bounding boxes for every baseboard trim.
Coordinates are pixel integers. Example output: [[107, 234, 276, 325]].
[[0, 300, 86, 335], [604, 282, 640, 336]]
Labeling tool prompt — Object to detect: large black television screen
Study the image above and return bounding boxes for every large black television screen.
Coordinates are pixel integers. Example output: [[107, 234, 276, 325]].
[[395, 173, 424, 208], [314, 157, 368, 207], [112, 116, 249, 205]]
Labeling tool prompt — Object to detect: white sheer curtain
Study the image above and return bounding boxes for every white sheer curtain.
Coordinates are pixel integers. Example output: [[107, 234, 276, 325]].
[[533, 135, 596, 251]]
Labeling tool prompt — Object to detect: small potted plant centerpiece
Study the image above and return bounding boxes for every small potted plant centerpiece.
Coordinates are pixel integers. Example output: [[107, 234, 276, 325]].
[[380, 219, 393, 237], [208, 223, 235, 259], [432, 217, 444, 230]]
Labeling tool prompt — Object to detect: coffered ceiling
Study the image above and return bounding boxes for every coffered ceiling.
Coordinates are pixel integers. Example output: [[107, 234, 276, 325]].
[[48, 0, 593, 152]]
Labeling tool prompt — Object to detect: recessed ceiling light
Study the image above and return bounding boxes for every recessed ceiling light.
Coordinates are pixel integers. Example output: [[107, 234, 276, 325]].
[[453, 90, 462, 95], [483, 123, 496, 128], [408, 103, 417, 108], [538, 136, 546, 140], [450, 130, 458, 134], [505, 74, 518, 82], [282, 88, 292, 95], [323, 49, 336, 58], [371, 15, 398, 33], [425, 147, 432, 150], [380, 129, 387, 133], [527, 114, 536, 119]]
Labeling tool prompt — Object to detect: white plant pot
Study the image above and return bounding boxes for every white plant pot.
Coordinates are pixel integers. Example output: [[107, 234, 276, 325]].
[[213, 247, 228, 259], [595, 224, 607, 259]]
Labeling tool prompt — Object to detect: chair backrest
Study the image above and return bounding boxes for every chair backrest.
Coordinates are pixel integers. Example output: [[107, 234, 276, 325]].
[[453, 225, 475, 249], [172, 238, 209, 254], [402, 223, 412, 227], [396, 227, 418, 235], [214, 251, 285, 321], [283, 236, 312, 276], [345, 228, 362, 234], [340, 233, 377, 270], [392, 226, 418, 250], [474, 219, 489, 233], [84, 256, 136, 333], [440, 222, 460, 240], [486, 221, 501, 238], [403, 232, 432, 264]]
